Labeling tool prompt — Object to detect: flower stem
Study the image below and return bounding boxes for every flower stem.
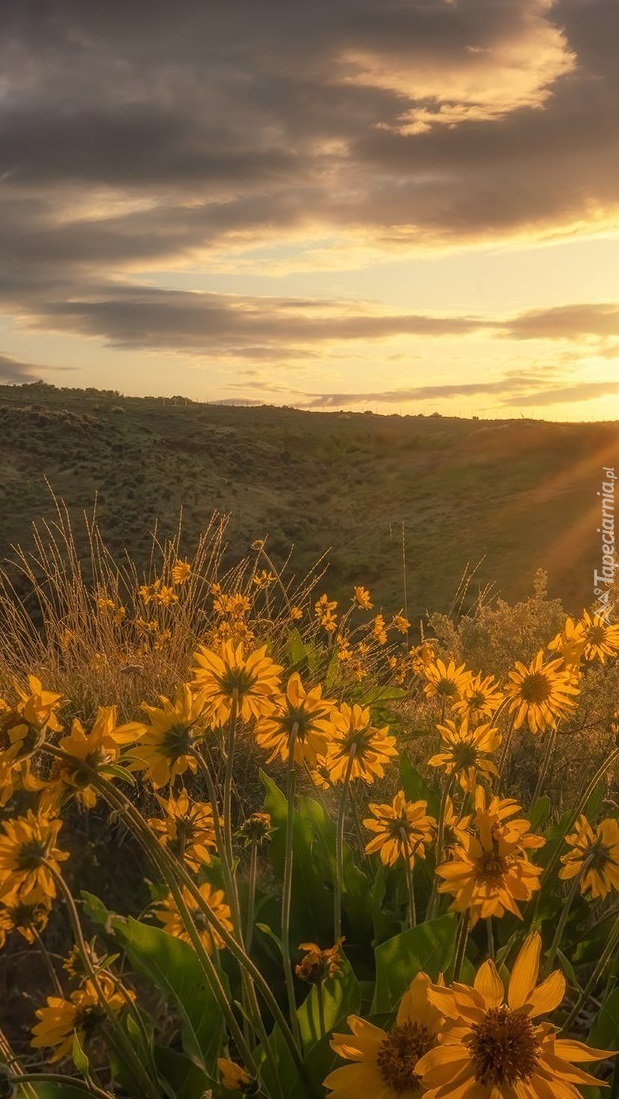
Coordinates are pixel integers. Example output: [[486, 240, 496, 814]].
[[282, 725, 301, 1047], [427, 774, 455, 920], [245, 839, 259, 953], [223, 692, 239, 867], [12, 1074, 114, 1099], [544, 746, 619, 881], [334, 747, 356, 940], [561, 918, 619, 1034], [529, 728, 557, 809], [33, 927, 65, 998], [48, 867, 162, 1099], [452, 911, 470, 982], [545, 860, 590, 973]]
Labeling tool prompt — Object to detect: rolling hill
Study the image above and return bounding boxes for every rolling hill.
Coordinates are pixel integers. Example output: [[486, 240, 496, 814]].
[[0, 381, 616, 622]]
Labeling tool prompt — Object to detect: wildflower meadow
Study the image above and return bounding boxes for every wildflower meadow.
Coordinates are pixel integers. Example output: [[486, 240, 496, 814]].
[[1, 503, 619, 1099]]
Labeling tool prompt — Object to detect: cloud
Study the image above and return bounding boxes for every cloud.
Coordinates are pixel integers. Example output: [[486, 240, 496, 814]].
[[502, 303, 619, 339], [0, 0, 617, 301], [0, 353, 47, 384]]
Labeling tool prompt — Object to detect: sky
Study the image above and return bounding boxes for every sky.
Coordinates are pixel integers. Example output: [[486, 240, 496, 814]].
[[1, 0, 619, 419]]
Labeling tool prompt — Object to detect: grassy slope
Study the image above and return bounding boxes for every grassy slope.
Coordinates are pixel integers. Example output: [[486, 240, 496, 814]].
[[0, 382, 616, 621]]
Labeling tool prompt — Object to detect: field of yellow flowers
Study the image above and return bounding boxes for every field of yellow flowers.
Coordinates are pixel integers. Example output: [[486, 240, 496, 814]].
[[2, 508, 619, 1099]]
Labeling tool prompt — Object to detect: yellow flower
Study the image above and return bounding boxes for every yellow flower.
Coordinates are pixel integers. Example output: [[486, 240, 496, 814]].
[[155, 584, 179, 606], [192, 642, 282, 725], [410, 640, 437, 676], [0, 810, 68, 903], [364, 792, 436, 868], [147, 788, 219, 870], [295, 938, 345, 984], [324, 703, 398, 784], [436, 826, 542, 923], [579, 609, 619, 662], [504, 651, 579, 733], [217, 1057, 253, 1092], [13, 675, 65, 733], [429, 717, 501, 792], [353, 586, 373, 610], [290, 606, 303, 620], [423, 659, 471, 702], [43, 706, 143, 811], [315, 594, 338, 633], [548, 618, 587, 666], [31, 975, 125, 1062], [0, 888, 51, 947], [171, 559, 191, 585], [473, 789, 546, 856], [0, 704, 48, 807], [451, 672, 504, 724], [253, 569, 276, 588], [559, 815, 619, 899], [392, 613, 410, 635], [417, 932, 616, 1099], [127, 684, 209, 788], [324, 972, 443, 1099], [253, 673, 335, 765], [155, 882, 233, 955], [373, 614, 388, 645], [238, 811, 273, 847]]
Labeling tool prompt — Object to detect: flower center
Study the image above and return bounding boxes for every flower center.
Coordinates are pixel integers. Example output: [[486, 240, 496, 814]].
[[435, 678, 459, 698], [467, 1007, 541, 1087], [519, 673, 551, 704], [218, 667, 257, 698], [376, 1022, 432, 1094], [587, 625, 607, 646], [476, 850, 509, 885], [453, 743, 478, 768], [162, 723, 194, 759], [16, 837, 49, 870]]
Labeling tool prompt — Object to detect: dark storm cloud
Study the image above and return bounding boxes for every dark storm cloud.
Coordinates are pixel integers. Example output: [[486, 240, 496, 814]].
[[0, 0, 615, 301]]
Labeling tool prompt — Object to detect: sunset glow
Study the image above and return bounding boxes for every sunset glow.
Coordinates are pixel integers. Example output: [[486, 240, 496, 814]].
[[2, 0, 619, 419]]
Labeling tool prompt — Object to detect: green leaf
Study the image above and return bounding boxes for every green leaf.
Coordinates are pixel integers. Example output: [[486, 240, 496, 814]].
[[287, 628, 307, 667], [153, 1045, 213, 1099], [111, 917, 226, 1071], [526, 796, 551, 831], [71, 1033, 90, 1076], [372, 914, 457, 1013], [399, 752, 439, 817], [589, 988, 619, 1049], [297, 955, 360, 1054]]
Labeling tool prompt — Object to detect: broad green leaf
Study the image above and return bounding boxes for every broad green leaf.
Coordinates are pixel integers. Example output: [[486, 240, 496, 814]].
[[71, 1034, 90, 1076], [526, 796, 551, 831], [399, 752, 440, 817], [372, 914, 457, 1013], [153, 1045, 212, 1099], [112, 917, 225, 1071], [589, 988, 619, 1049], [297, 955, 360, 1054], [287, 628, 307, 667]]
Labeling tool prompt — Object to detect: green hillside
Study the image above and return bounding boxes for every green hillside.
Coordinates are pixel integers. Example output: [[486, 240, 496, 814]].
[[0, 381, 615, 621]]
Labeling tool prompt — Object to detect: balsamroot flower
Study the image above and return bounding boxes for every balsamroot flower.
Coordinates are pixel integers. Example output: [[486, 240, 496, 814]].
[[324, 703, 398, 784], [192, 642, 282, 724], [295, 938, 345, 984], [43, 706, 143, 810], [147, 788, 219, 870], [253, 673, 336, 765], [417, 932, 616, 1099], [451, 672, 504, 724], [31, 975, 126, 1062], [364, 792, 436, 868], [423, 659, 472, 703], [0, 810, 68, 903], [324, 973, 443, 1099], [504, 651, 579, 733], [127, 685, 209, 788], [154, 882, 233, 955], [429, 717, 501, 792], [560, 815, 619, 899]]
